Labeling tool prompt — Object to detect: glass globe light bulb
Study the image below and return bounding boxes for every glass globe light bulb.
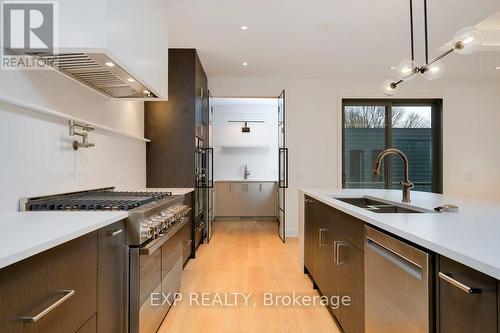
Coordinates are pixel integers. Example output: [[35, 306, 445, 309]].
[[422, 61, 444, 80], [381, 79, 398, 96], [396, 59, 417, 81], [453, 27, 482, 55]]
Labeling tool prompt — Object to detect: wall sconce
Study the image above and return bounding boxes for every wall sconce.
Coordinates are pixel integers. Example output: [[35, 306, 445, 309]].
[[228, 120, 265, 133]]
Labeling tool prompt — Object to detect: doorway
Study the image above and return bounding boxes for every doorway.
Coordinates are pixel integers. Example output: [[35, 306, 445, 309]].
[[209, 92, 288, 242]]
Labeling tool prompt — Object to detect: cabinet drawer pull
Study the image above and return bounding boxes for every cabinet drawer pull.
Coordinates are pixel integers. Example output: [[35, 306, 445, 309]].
[[335, 241, 347, 266], [438, 272, 482, 294], [21, 289, 75, 323], [107, 229, 123, 237], [318, 229, 327, 247], [304, 198, 314, 203]]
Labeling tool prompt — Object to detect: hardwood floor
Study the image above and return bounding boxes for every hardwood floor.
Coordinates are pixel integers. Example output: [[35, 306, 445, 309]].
[[158, 219, 340, 333]]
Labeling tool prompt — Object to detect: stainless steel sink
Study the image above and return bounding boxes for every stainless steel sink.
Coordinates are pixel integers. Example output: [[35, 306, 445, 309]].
[[334, 197, 425, 214]]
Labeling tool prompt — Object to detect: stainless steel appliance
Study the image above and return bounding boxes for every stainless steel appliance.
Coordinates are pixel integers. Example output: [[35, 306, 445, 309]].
[[365, 226, 432, 333], [128, 201, 191, 333], [25, 52, 160, 99], [21, 188, 191, 333], [195, 135, 213, 245]]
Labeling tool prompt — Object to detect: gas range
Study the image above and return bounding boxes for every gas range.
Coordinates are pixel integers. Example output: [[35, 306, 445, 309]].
[[21, 187, 192, 333], [20, 187, 191, 246]]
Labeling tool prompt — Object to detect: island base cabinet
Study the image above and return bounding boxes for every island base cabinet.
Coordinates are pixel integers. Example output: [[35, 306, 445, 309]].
[[304, 196, 314, 274], [438, 256, 498, 333], [304, 197, 365, 333], [0, 232, 98, 333]]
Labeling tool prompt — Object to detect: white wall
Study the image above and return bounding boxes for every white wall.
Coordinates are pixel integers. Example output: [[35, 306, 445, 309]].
[[0, 70, 146, 213], [209, 77, 500, 237], [213, 100, 278, 181]]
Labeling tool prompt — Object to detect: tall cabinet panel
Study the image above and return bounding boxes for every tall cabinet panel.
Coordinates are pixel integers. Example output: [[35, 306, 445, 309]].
[[145, 49, 209, 256]]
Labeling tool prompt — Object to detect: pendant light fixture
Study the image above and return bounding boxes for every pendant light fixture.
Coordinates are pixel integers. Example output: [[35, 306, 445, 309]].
[[381, 0, 483, 95]]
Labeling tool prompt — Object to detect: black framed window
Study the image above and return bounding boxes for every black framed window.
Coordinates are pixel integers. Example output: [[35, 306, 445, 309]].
[[342, 99, 442, 193]]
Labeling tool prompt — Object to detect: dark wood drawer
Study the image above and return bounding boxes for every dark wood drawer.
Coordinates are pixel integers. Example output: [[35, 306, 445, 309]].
[[0, 232, 98, 333], [438, 256, 498, 333]]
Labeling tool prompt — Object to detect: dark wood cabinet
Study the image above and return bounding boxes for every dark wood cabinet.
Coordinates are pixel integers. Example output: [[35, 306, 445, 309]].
[[0, 232, 97, 333], [0, 221, 132, 333], [145, 49, 208, 188], [304, 196, 314, 274], [303, 197, 364, 333], [146, 49, 208, 258], [437, 256, 498, 333], [98, 220, 126, 333], [339, 241, 364, 333]]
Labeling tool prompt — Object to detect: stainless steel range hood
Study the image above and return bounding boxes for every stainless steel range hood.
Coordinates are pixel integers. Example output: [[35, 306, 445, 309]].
[[27, 52, 159, 99]]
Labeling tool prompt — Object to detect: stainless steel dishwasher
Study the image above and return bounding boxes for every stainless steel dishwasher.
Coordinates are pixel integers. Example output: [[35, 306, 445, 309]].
[[365, 226, 432, 333]]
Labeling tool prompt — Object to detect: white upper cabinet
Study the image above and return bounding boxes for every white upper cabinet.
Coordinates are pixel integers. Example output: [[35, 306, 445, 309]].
[[54, 0, 168, 99]]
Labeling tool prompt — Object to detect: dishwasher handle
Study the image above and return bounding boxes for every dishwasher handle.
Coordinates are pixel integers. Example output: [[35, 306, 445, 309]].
[[366, 237, 423, 280]]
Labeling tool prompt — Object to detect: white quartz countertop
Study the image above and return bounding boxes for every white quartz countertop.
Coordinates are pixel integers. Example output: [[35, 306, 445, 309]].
[[0, 211, 127, 270], [301, 189, 500, 279]]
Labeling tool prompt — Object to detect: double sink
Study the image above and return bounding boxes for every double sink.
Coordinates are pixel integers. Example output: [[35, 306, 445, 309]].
[[333, 197, 433, 214]]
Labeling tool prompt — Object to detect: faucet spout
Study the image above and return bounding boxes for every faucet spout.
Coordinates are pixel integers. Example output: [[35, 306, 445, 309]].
[[372, 148, 414, 203]]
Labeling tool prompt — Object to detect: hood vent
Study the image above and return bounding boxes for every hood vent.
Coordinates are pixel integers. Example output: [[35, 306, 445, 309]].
[[27, 52, 158, 99]]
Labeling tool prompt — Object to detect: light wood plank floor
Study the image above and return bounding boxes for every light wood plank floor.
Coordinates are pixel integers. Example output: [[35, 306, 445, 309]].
[[158, 219, 340, 333]]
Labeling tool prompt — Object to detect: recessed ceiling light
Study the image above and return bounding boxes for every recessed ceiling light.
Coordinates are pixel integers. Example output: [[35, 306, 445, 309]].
[[495, 66, 500, 70], [242, 62, 248, 66], [143, 90, 150, 94], [105, 62, 115, 67], [127, 78, 136, 82], [389, 66, 396, 70], [241, 25, 248, 30]]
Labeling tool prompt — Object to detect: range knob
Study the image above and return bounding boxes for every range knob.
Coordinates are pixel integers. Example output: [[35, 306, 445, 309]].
[[140, 225, 154, 239]]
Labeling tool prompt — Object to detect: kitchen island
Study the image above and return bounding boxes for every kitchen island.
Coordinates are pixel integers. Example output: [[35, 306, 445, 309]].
[[299, 188, 500, 278], [299, 188, 500, 333]]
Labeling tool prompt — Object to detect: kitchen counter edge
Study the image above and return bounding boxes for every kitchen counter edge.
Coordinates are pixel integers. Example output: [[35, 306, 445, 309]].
[[0, 211, 128, 270]]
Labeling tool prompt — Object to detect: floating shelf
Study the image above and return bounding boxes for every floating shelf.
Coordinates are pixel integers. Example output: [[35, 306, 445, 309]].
[[0, 95, 151, 143], [218, 144, 270, 150]]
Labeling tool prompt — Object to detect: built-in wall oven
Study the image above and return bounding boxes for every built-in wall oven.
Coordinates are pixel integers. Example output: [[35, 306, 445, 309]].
[[195, 136, 213, 245]]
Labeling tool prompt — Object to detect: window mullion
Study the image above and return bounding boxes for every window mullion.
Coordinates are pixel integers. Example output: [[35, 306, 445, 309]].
[[386, 102, 393, 189]]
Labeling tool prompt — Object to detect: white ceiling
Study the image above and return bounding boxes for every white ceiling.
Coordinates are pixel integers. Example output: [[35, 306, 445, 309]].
[[167, 0, 500, 79]]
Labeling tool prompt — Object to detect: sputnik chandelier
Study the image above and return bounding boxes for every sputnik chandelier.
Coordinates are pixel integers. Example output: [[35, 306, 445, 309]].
[[381, 0, 483, 95]]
